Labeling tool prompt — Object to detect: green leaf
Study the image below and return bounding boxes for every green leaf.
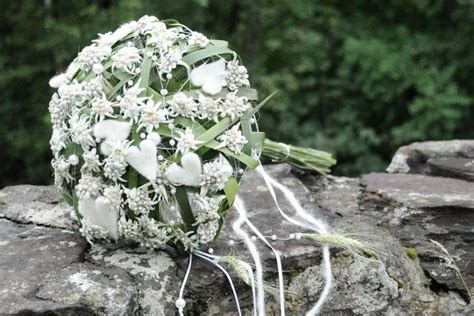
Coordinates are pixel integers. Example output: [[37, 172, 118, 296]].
[[182, 45, 233, 65], [175, 187, 196, 231]]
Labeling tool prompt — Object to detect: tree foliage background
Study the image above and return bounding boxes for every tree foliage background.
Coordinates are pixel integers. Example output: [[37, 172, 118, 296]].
[[1, 0, 473, 187]]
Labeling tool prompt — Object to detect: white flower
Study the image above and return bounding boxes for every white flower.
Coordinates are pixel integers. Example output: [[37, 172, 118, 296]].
[[76, 174, 103, 200], [137, 15, 160, 34], [77, 44, 112, 72], [224, 60, 250, 91], [82, 77, 103, 100], [52, 156, 73, 186], [70, 114, 95, 150], [196, 220, 219, 244], [167, 92, 197, 118], [81, 148, 101, 172], [118, 216, 142, 240], [157, 48, 182, 75], [139, 99, 170, 132], [50, 126, 68, 156], [80, 218, 109, 244], [197, 93, 221, 122], [200, 155, 233, 191], [102, 185, 122, 210], [138, 217, 170, 249], [125, 186, 157, 216], [94, 21, 139, 47], [118, 83, 148, 122], [58, 81, 85, 107], [188, 31, 209, 48], [49, 93, 70, 127], [91, 94, 115, 121], [144, 21, 178, 49], [217, 124, 248, 154], [190, 194, 222, 224], [174, 128, 203, 154], [221, 92, 250, 120], [112, 45, 142, 74], [103, 141, 129, 181], [173, 230, 198, 251]]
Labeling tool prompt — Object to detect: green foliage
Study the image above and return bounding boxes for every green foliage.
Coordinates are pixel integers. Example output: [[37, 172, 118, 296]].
[[1, 0, 473, 187], [406, 247, 418, 260]]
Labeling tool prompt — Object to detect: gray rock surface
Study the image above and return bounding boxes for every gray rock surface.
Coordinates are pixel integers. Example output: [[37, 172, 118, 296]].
[[1, 141, 473, 315]]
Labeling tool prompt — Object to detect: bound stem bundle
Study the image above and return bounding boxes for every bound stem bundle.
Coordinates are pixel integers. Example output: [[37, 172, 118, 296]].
[[262, 139, 336, 175]]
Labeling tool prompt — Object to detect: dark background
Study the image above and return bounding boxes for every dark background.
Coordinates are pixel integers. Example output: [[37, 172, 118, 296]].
[[1, 0, 473, 187]]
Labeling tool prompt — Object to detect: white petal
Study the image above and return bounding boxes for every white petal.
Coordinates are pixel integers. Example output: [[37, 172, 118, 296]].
[[190, 58, 226, 87]]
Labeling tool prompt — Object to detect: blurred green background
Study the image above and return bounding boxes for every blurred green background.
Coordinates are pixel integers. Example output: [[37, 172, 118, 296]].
[[1, 0, 473, 187]]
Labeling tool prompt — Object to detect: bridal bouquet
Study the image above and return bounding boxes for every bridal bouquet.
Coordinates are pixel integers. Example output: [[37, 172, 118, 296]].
[[48, 16, 366, 316]]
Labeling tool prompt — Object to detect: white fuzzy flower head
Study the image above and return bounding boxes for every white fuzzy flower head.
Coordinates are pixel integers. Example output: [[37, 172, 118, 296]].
[[52, 156, 73, 186], [102, 185, 123, 210], [198, 94, 221, 121], [77, 44, 112, 72], [50, 127, 68, 156], [196, 220, 219, 244], [118, 216, 142, 241], [218, 124, 248, 154], [49, 93, 70, 127], [225, 60, 250, 91], [174, 230, 198, 252], [175, 128, 203, 154], [167, 92, 197, 118], [138, 217, 170, 249], [70, 114, 95, 150], [191, 194, 222, 224], [81, 148, 101, 173], [145, 21, 178, 49], [140, 99, 169, 132], [91, 94, 115, 121], [112, 45, 142, 74], [200, 155, 234, 191], [58, 81, 85, 107], [76, 174, 103, 200], [125, 187, 157, 216], [188, 31, 209, 48], [103, 141, 129, 181], [82, 77, 104, 100], [80, 219, 109, 244], [221, 92, 250, 120], [118, 83, 147, 122], [157, 48, 182, 76]]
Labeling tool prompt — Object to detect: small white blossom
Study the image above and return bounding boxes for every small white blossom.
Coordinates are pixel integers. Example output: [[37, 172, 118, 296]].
[[58, 81, 85, 107], [196, 220, 219, 244], [221, 92, 250, 120], [103, 141, 129, 181], [188, 31, 209, 48], [174, 230, 198, 251], [217, 124, 248, 154], [144, 21, 178, 49], [200, 155, 234, 191], [76, 174, 103, 200], [81, 148, 101, 172], [91, 94, 115, 121], [112, 45, 142, 74], [139, 99, 170, 132], [118, 83, 148, 122], [50, 127, 68, 156], [77, 44, 112, 72], [80, 219, 109, 244], [138, 217, 170, 248], [125, 187, 157, 216], [82, 77, 103, 100], [190, 194, 222, 224], [157, 48, 182, 75], [225, 60, 250, 91], [118, 216, 142, 240], [49, 93, 70, 127], [102, 185, 122, 210], [70, 114, 95, 150], [197, 94, 221, 122], [52, 156, 73, 186], [167, 92, 197, 118], [174, 128, 203, 154]]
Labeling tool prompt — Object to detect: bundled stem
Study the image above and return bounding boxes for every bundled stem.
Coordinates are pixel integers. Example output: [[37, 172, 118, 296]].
[[262, 139, 336, 175]]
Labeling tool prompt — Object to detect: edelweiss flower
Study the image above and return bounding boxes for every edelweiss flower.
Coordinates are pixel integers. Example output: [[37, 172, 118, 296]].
[[137, 15, 160, 34], [112, 45, 142, 74], [144, 21, 178, 49], [77, 44, 112, 72], [80, 219, 109, 244], [50, 127, 68, 156], [118, 216, 142, 240], [221, 92, 250, 120], [174, 230, 198, 251], [118, 83, 148, 122], [103, 141, 129, 181], [217, 124, 248, 154], [157, 48, 182, 75], [49, 93, 70, 127], [81, 148, 101, 173], [188, 31, 209, 48], [76, 173, 103, 200], [70, 114, 95, 150], [174, 128, 203, 154], [102, 185, 123, 210], [91, 94, 115, 121], [196, 220, 219, 244], [125, 186, 157, 216], [190, 194, 222, 224], [52, 156, 73, 186], [140, 99, 170, 132], [197, 93, 221, 122], [82, 77, 103, 100], [224, 60, 250, 91], [200, 155, 234, 191], [58, 81, 85, 107], [167, 92, 197, 118]]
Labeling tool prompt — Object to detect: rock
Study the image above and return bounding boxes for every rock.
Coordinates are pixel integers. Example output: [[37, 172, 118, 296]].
[[428, 157, 474, 182], [386, 140, 474, 175], [1, 155, 473, 315]]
